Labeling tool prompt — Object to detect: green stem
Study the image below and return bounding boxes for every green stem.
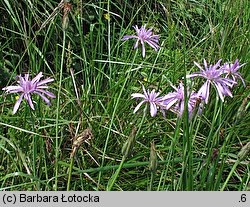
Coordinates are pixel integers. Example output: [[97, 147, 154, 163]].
[[29, 107, 39, 190], [106, 99, 146, 190], [220, 160, 240, 191], [66, 155, 74, 191], [55, 30, 66, 190], [172, 117, 182, 190], [29, 109, 36, 176], [106, 156, 126, 191], [182, 43, 192, 190], [97, 50, 138, 189], [148, 172, 155, 191], [58, 157, 203, 178], [200, 94, 220, 188]]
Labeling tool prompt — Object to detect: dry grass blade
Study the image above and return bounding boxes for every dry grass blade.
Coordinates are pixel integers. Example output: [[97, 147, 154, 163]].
[[71, 128, 94, 158], [39, 0, 64, 30]]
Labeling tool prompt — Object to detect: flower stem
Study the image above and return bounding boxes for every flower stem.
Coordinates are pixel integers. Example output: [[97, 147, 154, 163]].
[[55, 30, 66, 190], [148, 172, 155, 191], [106, 156, 126, 191], [106, 97, 146, 191], [97, 50, 138, 189], [27, 107, 40, 190], [220, 160, 240, 191], [66, 154, 74, 191]]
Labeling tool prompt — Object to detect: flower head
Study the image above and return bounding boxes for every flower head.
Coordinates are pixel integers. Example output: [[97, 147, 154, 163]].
[[2, 72, 56, 114], [222, 59, 246, 87], [121, 25, 160, 58], [162, 82, 199, 117], [131, 85, 165, 117], [187, 59, 236, 104]]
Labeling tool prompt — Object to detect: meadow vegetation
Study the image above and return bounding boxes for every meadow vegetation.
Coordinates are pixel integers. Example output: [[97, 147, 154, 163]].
[[0, 0, 249, 191]]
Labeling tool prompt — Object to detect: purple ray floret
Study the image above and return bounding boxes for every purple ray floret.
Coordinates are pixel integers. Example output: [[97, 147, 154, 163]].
[[222, 59, 246, 87], [162, 83, 199, 117], [2, 72, 56, 114], [121, 25, 160, 58], [187, 59, 236, 104], [131, 85, 166, 117]]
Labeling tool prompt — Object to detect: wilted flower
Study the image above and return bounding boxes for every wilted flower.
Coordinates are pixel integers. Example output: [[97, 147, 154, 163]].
[[222, 59, 246, 87], [62, 1, 72, 30], [131, 85, 166, 117], [71, 128, 93, 158], [162, 82, 199, 117], [2, 72, 56, 114], [121, 25, 160, 58], [187, 59, 236, 104]]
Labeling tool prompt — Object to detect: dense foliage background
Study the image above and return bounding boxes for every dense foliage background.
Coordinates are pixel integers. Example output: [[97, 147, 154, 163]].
[[0, 0, 249, 190]]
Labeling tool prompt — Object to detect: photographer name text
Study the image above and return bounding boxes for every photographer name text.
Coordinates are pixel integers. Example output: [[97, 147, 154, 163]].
[[2, 193, 100, 204]]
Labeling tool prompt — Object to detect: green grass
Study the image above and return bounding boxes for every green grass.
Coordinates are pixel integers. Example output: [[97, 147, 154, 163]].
[[0, 0, 249, 191]]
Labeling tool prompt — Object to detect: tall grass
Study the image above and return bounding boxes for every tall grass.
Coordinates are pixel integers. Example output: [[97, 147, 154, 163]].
[[0, 0, 249, 191]]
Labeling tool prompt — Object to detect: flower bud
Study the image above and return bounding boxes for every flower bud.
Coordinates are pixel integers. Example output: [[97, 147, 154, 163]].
[[149, 141, 158, 172], [122, 127, 137, 158], [235, 96, 249, 121], [237, 142, 250, 161], [62, 15, 69, 31]]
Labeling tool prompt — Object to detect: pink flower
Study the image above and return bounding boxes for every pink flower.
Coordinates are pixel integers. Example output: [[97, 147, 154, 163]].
[[222, 59, 246, 87], [121, 25, 160, 57], [2, 72, 56, 114], [162, 83, 200, 117], [131, 85, 166, 117], [187, 59, 236, 104]]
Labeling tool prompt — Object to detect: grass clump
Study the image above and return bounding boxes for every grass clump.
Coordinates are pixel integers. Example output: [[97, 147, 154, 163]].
[[0, 0, 249, 191]]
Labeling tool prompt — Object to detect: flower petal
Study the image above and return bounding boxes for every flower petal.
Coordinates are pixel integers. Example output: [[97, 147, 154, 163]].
[[186, 73, 201, 79], [36, 89, 56, 98], [133, 100, 146, 113], [131, 93, 145, 99], [36, 77, 54, 86], [194, 61, 205, 72], [164, 97, 178, 110], [141, 85, 148, 98], [198, 81, 210, 104], [213, 82, 225, 102], [2, 85, 23, 93], [121, 35, 137, 41], [34, 91, 52, 105], [141, 41, 146, 57], [134, 39, 139, 49], [236, 74, 246, 87], [150, 102, 157, 117], [12, 94, 24, 114], [26, 94, 35, 110], [145, 39, 160, 51], [31, 72, 43, 84]]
